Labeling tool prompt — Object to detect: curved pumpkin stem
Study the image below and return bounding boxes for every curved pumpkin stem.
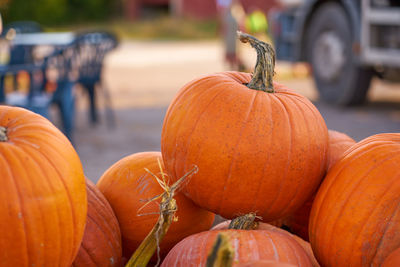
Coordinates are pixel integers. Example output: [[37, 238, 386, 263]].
[[206, 233, 234, 267], [125, 164, 198, 267], [238, 31, 275, 93], [228, 212, 260, 230], [0, 126, 7, 142]]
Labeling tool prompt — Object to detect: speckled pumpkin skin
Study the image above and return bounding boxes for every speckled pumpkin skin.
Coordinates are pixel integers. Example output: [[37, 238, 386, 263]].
[[161, 229, 313, 267], [97, 152, 215, 260], [310, 133, 400, 267], [161, 72, 329, 221], [0, 106, 87, 267]]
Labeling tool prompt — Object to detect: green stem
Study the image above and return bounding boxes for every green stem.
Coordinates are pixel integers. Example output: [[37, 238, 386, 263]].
[[237, 31, 276, 93], [0, 126, 7, 142], [206, 233, 234, 267]]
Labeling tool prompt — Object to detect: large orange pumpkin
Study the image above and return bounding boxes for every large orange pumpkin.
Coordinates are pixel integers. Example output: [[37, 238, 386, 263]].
[[96, 151, 215, 260], [310, 133, 400, 266], [279, 129, 355, 241], [0, 106, 87, 266], [72, 180, 122, 267], [161, 34, 328, 221], [161, 229, 313, 266]]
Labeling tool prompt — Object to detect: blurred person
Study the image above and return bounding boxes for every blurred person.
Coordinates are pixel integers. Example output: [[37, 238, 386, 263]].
[[217, 0, 245, 71], [0, 13, 9, 67]]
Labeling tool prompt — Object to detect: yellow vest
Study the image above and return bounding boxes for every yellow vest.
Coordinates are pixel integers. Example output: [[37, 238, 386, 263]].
[[245, 10, 268, 33]]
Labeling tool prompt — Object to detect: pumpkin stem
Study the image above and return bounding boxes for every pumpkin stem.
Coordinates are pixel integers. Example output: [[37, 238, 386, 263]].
[[238, 31, 275, 92], [206, 233, 234, 267], [228, 212, 260, 230], [0, 126, 7, 142], [125, 164, 199, 267]]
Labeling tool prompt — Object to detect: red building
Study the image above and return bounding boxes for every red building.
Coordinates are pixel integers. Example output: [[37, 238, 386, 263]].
[[124, 0, 279, 20]]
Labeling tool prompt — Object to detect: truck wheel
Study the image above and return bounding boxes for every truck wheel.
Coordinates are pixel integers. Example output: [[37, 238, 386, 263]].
[[306, 2, 373, 106]]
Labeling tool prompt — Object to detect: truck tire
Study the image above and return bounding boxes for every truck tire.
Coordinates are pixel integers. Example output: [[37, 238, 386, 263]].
[[306, 2, 373, 106]]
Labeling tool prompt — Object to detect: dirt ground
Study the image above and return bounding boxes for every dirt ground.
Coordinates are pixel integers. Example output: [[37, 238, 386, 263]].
[[68, 40, 400, 182]]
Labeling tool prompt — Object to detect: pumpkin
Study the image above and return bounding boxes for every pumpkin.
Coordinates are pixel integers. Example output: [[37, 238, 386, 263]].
[[161, 229, 313, 266], [161, 32, 328, 221], [212, 220, 319, 267], [278, 129, 355, 241], [382, 247, 400, 267], [326, 129, 355, 170], [72, 179, 122, 267], [0, 106, 87, 266], [309, 133, 400, 266], [238, 261, 296, 267], [96, 151, 215, 260], [278, 198, 313, 242]]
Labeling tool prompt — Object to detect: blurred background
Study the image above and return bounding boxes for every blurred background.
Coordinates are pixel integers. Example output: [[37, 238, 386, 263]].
[[0, 0, 399, 181]]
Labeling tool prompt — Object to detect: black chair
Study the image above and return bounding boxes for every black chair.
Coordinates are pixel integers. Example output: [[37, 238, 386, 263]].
[[0, 23, 118, 140], [75, 31, 118, 127], [0, 22, 77, 139]]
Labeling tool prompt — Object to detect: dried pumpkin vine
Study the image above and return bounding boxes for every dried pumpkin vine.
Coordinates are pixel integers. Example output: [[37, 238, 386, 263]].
[[125, 159, 198, 267]]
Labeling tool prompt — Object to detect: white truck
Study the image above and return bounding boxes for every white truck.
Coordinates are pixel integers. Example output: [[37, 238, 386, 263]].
[[270, 0, 400, 105]]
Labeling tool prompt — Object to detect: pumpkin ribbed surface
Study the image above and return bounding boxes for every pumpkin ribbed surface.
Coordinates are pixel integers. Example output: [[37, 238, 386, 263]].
[[72, 180, 122, 267], [212, 221, 319, 267], [310, 133, 400, 267], [0, 106, 87, 266], [238, 261, 296, 267], [382, 247, 400, 267], [97, 151, 215, 260], [161, 72, 328, 221], [280, 129, 355, 241], [161, 229, 313, 267]]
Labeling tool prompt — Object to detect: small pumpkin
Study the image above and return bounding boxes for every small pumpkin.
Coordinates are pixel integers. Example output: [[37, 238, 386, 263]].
[[238, 261, 296, 267], [161, 32, 328, 221], [310, 133, 400, 266], [161, 223, 313, 266], [0, 106, 87, 266], [72, 179, 122, 267], [212, 220, 319, 267], [96, 151, 215, 260]]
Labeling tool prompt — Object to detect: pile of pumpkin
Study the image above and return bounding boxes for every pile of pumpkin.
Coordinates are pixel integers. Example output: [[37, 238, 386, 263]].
[[0, 32, 399, 267]]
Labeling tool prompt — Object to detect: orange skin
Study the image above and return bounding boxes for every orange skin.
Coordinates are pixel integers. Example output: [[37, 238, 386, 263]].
[[72, 180, 122, 267], [279, 197, 313, 242], [326, 129, 356, 170], [161, 228, 313, 267], [212, 221, 320, 267], [382, 247, 400, 267], [278, 129, 355, 241], [238, 260, 296, 267], [0, 106, 87, 266], [161, 72, 329, 221], [96, 152, 215, 260], [310, 133, 400, 266]]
